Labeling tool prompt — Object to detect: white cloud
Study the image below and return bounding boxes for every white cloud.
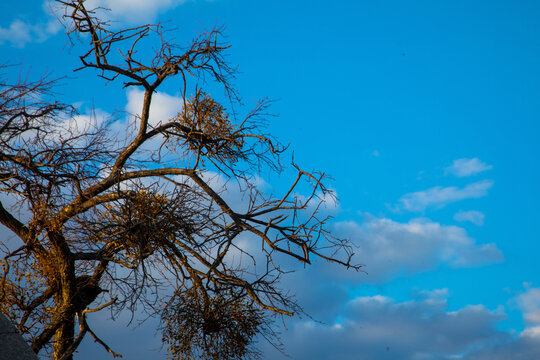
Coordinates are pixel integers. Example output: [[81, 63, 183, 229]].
[[277, 285, 540, 360], [0, 18, 60, 48], [61, 109, 111, 136], [522, 326, 540, 339], [123, 88, 184, 158], [395, 180, 494, 212], [446, 158, 493, 178], [454, 210, 485, 226], [463, 336, 540, 360], [0, 20, 33, 48], [262, 290, 505, 360], [72, 284, 533, 360], [461, 286, 540, 359], [330, 216, 502, 283], [517, 287, 540, 326], [125, 88, 183, 129]]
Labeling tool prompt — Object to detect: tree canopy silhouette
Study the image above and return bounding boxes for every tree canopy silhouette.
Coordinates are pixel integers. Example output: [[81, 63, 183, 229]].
[[0, 1, 360, 359]]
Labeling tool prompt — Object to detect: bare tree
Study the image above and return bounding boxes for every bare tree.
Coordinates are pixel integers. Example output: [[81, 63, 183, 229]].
[[0, 1, 360, 359]]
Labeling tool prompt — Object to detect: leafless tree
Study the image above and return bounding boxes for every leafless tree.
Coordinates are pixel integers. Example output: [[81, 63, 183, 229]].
[[0, 1, 360, 359]]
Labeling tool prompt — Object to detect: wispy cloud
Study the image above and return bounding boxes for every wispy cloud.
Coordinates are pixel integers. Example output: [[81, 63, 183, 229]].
[[446, 158, 493, 178], [454, 210, 485, 226], [395, 180, 494, 212]]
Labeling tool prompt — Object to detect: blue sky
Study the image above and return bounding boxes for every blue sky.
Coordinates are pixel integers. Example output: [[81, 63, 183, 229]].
[[2, 0, 540, 359]]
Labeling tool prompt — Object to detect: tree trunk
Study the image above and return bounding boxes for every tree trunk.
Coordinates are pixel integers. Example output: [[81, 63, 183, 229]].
[[51, 230, 76, 360], [53, 320, 74, 360]]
